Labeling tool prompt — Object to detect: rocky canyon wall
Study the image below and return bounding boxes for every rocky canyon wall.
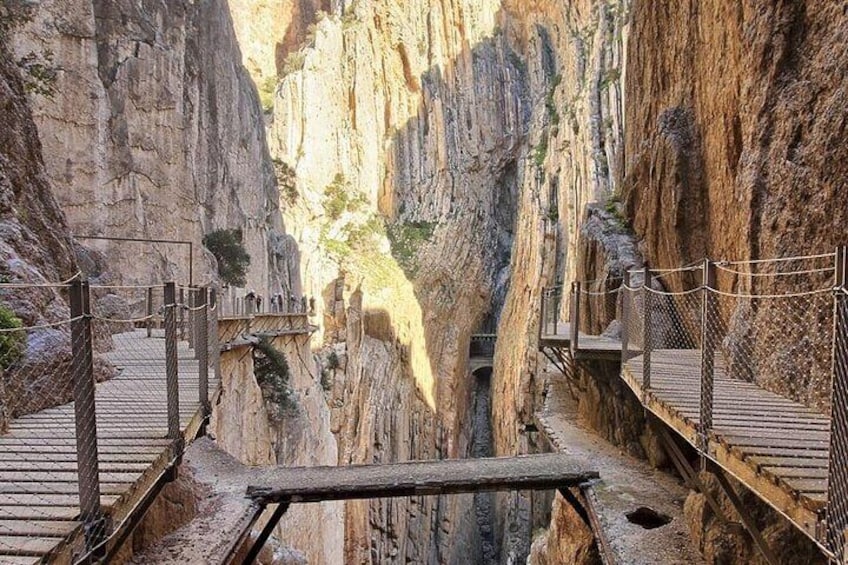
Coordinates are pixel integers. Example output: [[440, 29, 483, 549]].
[[230, 1, 534, 561], [9, 0, 294, 290]]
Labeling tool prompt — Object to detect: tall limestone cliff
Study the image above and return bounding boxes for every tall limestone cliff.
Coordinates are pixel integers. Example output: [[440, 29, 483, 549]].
[[231, 0, 532, 561], [0, 35, 79, 431], [9, 0, 295, 290]]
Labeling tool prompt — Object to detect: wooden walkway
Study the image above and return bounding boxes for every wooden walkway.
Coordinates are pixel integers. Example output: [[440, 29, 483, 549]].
[[539, 322, 622, 361], [621, 350, 828, 539], [0, 330, 213, 563]]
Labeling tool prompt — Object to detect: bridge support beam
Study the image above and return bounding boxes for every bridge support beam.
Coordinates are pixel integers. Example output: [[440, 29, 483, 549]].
[[707, 461, 780, 565]]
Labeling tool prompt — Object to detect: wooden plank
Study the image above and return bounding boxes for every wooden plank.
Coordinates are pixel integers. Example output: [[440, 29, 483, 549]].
[[0, 471, 140, 484], [0, 494, 118, 507], [0, 536, 61, 556], [715, 428, 829, 442], [0, 461, 150, 473], [762, 467, 828, 480], [0, 520, 79, 537], [749, 455, 829, 469], [248, 453, 598, 504], [0, 482, 133, 496]]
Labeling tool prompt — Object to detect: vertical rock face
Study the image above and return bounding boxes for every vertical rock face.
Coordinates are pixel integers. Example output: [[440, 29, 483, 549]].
[[492, 1, 628, 560], [0, 37, 79, 430], [624, 1, 848, 270], [231, 1, 535, 561], [10, 0, 292, 289], [210, 330, 342, 563]]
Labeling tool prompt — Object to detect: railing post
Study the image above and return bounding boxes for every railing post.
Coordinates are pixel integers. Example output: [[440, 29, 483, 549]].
[[198, 287, 209, 414], [164, 282, 181, 442], [210, 288, 221, 384], [539, 288, 547, 341], [179, 286, 186, 341], [642, 266, 653, 392], [146, 286, 153, 338], [70, 279, 105, 550], [700, 259, 717, 453], [621, 271, 631, 361], [571, 282, 581, 354], [827, 245, 848, 558], [193, 288, 202, 360]]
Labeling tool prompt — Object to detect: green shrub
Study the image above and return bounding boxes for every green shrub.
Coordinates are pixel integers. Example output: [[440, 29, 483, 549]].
[[0, 305, 24, 370], [386, 220, 436, 275], [533, 134, 549, 168], [202, 229, 251, 287], [253, 336, 295, 417], [258, 75, 277, 113]]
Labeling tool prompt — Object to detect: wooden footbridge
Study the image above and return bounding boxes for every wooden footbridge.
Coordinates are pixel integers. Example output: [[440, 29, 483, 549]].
[[0, 278, 315, 564], [540, 249, 848, 563]]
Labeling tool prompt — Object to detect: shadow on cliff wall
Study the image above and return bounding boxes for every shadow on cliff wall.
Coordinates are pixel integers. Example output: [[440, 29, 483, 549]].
[[376, 9, 539, 431]]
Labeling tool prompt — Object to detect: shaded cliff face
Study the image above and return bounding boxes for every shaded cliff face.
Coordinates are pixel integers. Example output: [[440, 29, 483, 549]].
[[10, 0, 293, 289], [230, 1, 532, 561], [624, 1, 848, 270], [0, 38, 79, 431], [492, 0, 627, 560]]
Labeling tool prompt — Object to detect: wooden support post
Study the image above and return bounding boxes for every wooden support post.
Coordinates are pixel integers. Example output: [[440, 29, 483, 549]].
[[709, 463, 779, 565], [621, 271, 631, 361], [146, 286, 153, 338], [243, 501, 291, 564], [700, 259, 717, 452], [70, 279, 105, 550], [198, 287, 209, 414], [642, 267, 653, 391], [164, 282, 181, 442], [827, 245, 848, 558], [571, 282, 580, 354]]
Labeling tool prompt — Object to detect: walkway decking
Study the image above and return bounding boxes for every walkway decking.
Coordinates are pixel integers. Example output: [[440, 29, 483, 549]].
[[540, 322, 622, 361], [0, 330, 213, 563], [622, 350, 829, 538]]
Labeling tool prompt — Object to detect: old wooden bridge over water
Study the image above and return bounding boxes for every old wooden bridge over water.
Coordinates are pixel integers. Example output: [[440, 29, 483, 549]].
[[540, 248, 848, 563]]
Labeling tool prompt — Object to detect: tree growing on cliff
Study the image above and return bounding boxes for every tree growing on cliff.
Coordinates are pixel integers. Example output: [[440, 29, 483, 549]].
[[0, 304, 24, 371], [202, 229, 251, 287]]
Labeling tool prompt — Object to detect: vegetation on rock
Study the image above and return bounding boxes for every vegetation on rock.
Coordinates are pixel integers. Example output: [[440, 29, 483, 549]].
[[253, 336, 295, 418], [202, 229, 251, 287], [0, 304, 24, 370]]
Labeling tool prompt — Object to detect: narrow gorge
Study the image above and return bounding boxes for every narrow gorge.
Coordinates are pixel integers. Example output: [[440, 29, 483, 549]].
[[1, 0, 846, 563]]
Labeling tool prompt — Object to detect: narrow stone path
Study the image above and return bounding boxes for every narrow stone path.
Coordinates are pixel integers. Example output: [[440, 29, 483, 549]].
[[537, 376, 704, 564]]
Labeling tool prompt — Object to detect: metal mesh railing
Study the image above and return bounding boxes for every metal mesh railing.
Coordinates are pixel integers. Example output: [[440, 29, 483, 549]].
[[548, 250, 848, 558], [0, 279, 218, 562]]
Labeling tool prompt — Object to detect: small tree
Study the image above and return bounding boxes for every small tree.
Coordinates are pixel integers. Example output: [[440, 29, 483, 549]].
[[0, 305, 24, 371], [202, 229, 251, 287]]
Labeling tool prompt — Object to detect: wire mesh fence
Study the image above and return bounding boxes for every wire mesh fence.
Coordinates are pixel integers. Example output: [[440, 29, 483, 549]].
[[543, 250, 848, 558], [0, 278, 219, 562]]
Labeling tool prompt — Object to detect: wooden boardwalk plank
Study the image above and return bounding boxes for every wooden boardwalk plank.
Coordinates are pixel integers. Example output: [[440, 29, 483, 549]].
[[247, 453, 597, 504], [616, 348, 832, 539], [0, 520, 79, 537], [0, 329, 211, 562]]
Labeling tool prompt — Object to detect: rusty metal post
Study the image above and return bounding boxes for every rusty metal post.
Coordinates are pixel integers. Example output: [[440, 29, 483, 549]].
[[621, 271, 631, 361], [827, 245, 848, 558], [179, 287, 186, 341], [210, 288, 222, 385], [146, 286, 153, 338], [642, 267, 653, 391], [198, 287, 209, 413], [70, 279, 105, 549], [571, 282, 580, 354], [164, 282, 180, 441], [700, 259, 717, 452]]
